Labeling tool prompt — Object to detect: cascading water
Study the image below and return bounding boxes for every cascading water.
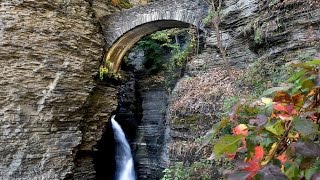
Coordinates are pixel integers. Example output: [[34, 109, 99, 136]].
[[111, 115, 136, 180]]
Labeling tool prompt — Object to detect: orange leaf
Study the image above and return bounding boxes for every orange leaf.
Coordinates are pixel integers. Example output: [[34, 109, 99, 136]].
[[273, 91, 291, 103], [226, 152, 236, 160], [233, 124, 248, 136], [254, 146, 264, 162], [241, 146, 264, 179], [292, 93, 304, 107], [307, 89, 316, 97], [243, 160, 260, 172], [111, 0, 120, 5], [277, 153, 288, 164], [243, 160, 261, 179]]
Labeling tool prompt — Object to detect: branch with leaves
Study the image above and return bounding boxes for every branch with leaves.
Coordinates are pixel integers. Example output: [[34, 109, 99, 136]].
[[207, 59, 320, 179]]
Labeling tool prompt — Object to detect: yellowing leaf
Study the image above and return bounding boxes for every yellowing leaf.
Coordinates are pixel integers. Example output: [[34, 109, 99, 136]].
[[213, 135, 244, 158], [304, 59, 320, 66], [273, 91, 291, 103], [261, 97, 273, 105], [262, 142, 277, 166], [265, 121, 284, 136]]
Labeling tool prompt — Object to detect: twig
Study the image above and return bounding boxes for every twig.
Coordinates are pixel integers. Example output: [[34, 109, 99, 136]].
[[210, 0, 234, 80]]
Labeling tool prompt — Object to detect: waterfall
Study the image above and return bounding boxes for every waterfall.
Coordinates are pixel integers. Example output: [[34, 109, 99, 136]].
[[111, 116, 136, 180]]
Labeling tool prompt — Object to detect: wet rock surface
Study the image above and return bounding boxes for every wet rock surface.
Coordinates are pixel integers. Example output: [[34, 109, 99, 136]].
[[132, 83, 170, 180], [110, 49, 174, 179]]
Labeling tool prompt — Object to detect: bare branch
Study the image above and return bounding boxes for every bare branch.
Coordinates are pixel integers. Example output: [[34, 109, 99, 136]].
[[209, 0, 233, 80]]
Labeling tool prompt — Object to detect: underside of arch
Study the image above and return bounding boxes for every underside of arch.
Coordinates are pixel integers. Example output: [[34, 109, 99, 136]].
[[103, 20, 193, 75]]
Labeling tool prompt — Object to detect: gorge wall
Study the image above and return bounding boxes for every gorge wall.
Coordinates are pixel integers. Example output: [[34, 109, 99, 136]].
[[0, 0, 319, 179], [0, 0, 117, 179]]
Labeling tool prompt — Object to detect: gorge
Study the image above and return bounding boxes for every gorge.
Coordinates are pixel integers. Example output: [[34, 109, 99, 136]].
[[0, 0, 319, 179]]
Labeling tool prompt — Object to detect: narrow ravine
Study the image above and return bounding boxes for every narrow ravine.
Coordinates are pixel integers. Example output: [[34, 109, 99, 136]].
[[111, 116, 136, 180]]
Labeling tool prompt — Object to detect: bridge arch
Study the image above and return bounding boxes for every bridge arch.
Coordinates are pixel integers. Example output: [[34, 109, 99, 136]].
[[99, 0, 209, 74]]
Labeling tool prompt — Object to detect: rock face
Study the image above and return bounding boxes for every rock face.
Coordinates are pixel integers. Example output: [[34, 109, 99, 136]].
[[0, 0, 319, 179], [132, 80, 170, 180], [0, 0, 117, 179]]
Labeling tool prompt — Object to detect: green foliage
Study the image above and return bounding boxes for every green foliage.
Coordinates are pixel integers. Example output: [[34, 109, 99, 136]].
[[238, 58, 294, 98], [167, 31, 196, 71], [213, 135, 244, 157], [209, 59, 320, 179], [99, 60, 121, 80], [136, 28, 196, 74], [268, 0, 280, 7], [99, 66, 109, 80], [150, 31, 172, 43], [137, 37, 168, 73], [203, 11, 214, 26]]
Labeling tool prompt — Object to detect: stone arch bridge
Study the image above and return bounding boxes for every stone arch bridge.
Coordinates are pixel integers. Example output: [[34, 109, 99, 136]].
[[99, 0, 209, 74]]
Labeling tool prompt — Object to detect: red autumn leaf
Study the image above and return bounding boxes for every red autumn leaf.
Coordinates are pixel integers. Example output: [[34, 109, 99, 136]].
[[243, 160, 261, 179], [241, 146, 264, 179], [284, 104, 297, 115], [274, 103, 297, 120], [254, 146, 264, 162], [274, 103, 297, 114], [226, 152, 236, 160], [274, 103, 288, 112], [277, 153, 288, 164], [233, 124, 248, 136]]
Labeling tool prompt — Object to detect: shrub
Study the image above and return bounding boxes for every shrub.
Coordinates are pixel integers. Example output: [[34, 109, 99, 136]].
[[209, 59, 320, 179]]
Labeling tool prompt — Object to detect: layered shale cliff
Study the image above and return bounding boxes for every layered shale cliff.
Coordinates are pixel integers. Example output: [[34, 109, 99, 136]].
[[0, 0, 319, 179], [0, 0, 116, 179]]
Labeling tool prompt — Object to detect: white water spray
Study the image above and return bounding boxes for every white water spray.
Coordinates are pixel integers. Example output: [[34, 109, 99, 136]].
[[111, 116, 136, 180]]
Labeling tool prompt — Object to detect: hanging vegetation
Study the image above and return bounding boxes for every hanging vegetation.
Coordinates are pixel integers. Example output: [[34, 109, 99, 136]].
[[136, 28, 196, 74]]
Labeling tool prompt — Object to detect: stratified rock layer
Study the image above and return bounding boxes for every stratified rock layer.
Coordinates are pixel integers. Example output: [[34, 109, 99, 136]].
[[0, 0, 319, 179], [0, 1, 117, 179]]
